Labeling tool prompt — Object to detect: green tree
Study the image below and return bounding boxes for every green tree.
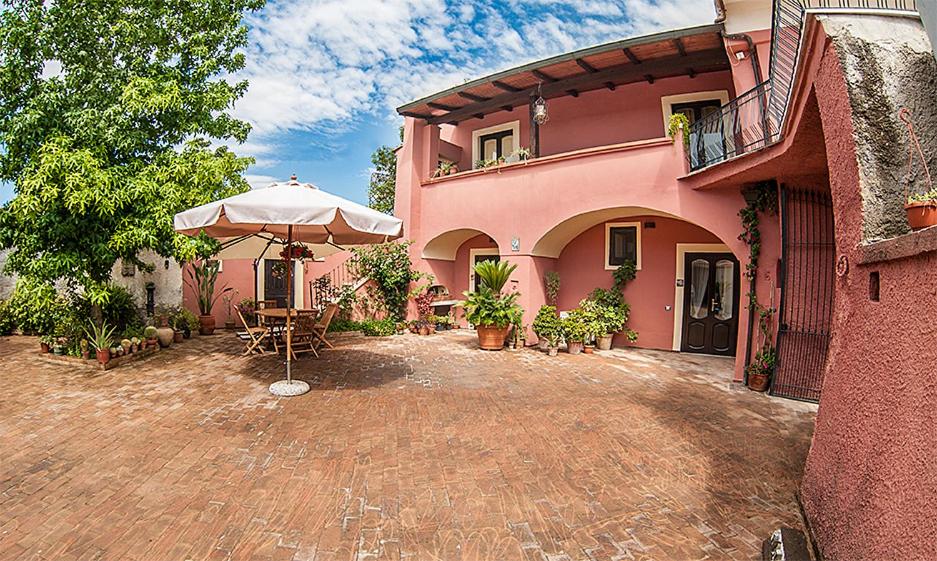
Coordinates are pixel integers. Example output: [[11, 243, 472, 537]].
[[368, 145, 396, 215], [0, 0, 262, 306]]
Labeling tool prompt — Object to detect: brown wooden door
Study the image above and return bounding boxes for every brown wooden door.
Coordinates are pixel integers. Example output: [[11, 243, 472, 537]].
[[264, 260, 295, 308], [681, 252, 740, 356]]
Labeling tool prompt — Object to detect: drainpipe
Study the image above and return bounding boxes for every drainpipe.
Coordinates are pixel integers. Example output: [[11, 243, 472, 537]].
[[723, 31, 764, 86], [713, 0, 727, 23]]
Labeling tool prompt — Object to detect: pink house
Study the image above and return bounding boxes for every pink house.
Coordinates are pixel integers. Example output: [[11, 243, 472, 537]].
[[194, 1, 936, 558]]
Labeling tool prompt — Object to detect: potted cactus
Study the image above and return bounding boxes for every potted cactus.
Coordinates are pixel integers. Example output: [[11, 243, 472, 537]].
[[143, 325, 159, 348], [80, 339, 90, 360], [120, 338, 132, 355]]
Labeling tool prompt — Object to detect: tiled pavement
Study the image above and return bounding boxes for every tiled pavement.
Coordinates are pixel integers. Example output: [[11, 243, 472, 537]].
[[0, 331, 816, 561]]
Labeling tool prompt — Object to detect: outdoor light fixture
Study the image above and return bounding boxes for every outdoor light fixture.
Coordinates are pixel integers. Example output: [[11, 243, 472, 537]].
[[533, 82, 549, 125]]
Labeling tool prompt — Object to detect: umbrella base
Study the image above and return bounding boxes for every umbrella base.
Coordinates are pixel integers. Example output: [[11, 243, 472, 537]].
[[269, 380, 310, 397]]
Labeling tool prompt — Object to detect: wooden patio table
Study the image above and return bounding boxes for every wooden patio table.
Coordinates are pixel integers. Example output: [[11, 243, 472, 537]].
[[255, 308, 319, 354]]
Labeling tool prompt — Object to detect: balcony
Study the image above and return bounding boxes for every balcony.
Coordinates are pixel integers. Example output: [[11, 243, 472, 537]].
[[687, 0, 919, 172]]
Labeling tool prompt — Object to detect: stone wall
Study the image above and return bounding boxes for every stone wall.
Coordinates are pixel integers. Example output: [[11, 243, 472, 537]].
[[801, 14, 937, 561], [0, 249, 16, 300], [110, 250, 183, 312]]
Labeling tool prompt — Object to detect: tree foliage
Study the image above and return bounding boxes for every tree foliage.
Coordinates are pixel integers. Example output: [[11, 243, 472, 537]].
[[351, 241, 424, 321], [0, 0, 263, 302], [368, 145, 396, 214]]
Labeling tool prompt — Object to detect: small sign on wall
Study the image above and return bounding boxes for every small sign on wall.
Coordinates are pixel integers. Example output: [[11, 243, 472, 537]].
[[511, 237, 520, 252]]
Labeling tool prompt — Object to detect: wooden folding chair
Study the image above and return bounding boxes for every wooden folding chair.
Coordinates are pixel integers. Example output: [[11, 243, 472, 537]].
[[311, 303, 339, 352], [289, 311, 320, 359], [236, 308, 269, 356]]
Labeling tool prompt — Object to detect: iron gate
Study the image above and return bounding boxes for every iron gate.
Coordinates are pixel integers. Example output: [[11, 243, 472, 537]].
[[772, 187, 835, 402]]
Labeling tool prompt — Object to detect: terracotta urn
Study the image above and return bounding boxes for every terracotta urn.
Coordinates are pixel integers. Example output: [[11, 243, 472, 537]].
[[476, 325, 508, 350], [156, 325, 174, 348], [173, 330, 184, 343], [905, 201, 937, 230], [748, 372, 770, 392], [567, 341, 584, 355], [198, 314, 215, 335]]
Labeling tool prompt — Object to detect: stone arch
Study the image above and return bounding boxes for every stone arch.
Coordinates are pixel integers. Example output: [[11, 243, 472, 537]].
[[421, 228, 500, 261]]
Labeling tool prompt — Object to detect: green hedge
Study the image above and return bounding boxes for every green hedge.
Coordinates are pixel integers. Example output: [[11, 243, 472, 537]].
[[327, 317, 396, 336]]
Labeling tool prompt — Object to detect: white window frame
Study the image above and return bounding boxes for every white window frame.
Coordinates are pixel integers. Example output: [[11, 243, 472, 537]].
[[468, 248, 499, 292], [471, 120, 520, 168], [604, 222, 642, 271], [659, 90, 730, 131], [207, 258, 223, 273]]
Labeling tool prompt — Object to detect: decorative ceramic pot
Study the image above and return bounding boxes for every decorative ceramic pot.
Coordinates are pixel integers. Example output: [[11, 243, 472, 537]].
[[130, 344, 138, 353], [476, 325, 508, 350], [173, 330, 184, 343], [53, 346, 65, 355], [156, 325, 174, 347], [567, 341, 584, 355], [96, 348, 110, 364], [147, 337, 159, 349], [198, 314, 215, 336], [596, 334, 613, 351], [224, 320, 236, 330], [905, 201, 937, 230], [748, 372, 770, 392]]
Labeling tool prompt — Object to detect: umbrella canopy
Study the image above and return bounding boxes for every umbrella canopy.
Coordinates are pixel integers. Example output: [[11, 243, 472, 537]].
[[174, 177, 403, 244], [174, 177, 403, 397]]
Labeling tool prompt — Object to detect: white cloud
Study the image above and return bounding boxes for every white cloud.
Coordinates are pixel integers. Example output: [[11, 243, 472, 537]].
[[232, 0, 715, 166]]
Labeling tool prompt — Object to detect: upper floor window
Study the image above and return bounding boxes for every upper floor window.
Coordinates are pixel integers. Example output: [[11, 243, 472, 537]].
[[471, 120, 520, 168], [605, 222, 642, 270]]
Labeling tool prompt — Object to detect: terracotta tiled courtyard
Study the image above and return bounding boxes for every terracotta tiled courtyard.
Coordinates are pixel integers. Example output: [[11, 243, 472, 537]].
[[0, 331, 817, 561]]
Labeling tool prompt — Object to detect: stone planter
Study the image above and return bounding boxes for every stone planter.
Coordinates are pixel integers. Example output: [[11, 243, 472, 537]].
[[567, 341, 584, 355], [596, 334, 613, 351]]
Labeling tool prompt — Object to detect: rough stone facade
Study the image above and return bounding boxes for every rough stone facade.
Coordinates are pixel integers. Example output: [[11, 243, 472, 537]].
[[110, 249, 184, 312], [0, 249, 15, 300], [822, 15, 937, 241]]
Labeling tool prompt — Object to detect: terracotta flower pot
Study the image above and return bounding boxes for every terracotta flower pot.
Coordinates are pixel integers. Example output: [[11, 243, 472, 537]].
[[81, 350, 90, 360], [198, 314, 215, 335], [583, 345, 595, 354], [905, 201, 937, 230], [96, 348, 111, 364], [547, 347, 558, 357], [130, 344, 137, 353], [476, 325, 508, 350], [173, 330, 184, 343], [147, 337, 158, 349], [40, 342, 50, 354], [748, 372, 770, 392], [419, 326, 430, 336], [567, 341, 584, 355], [596, 334, 613, 351]]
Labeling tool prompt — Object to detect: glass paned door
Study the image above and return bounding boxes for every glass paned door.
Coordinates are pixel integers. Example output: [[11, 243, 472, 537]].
[[681, 253, 739, 356]]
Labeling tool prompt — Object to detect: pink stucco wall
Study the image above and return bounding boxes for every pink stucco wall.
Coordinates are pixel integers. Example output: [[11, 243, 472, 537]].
[[440, 71, 736, 170], [798, 29, 937, 561], [556, 216, 722, 350]]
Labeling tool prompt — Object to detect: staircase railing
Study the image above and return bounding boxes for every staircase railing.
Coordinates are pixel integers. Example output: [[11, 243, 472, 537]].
[[687, 0, 919, 171], [308, 256, 362, 310]]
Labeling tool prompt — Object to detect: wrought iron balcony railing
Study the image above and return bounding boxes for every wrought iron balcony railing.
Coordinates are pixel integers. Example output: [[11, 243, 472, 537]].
[[687, 0, 919, 171]]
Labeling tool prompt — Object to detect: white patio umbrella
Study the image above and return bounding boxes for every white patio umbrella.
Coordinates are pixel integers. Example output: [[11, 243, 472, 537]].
[[174, 176, 403, 396]]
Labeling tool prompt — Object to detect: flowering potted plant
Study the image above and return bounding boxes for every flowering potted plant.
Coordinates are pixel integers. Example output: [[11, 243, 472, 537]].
[[905, 190, 937, 230], [747, 303, 777, 392]]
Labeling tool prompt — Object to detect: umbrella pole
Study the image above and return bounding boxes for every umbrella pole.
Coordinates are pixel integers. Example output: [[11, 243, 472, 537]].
[[285, 225, 293, 384]]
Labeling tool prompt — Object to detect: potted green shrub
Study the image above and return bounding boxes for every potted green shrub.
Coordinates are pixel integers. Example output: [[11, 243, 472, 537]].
[[747, 346, 777, 392], [85, 321, 116, 365], [562, 316, 587, 355], [462, 260, 523, 351], [532, 305, 562, 352], [39, 334, 55, 354], [184, 259, 231, 335]]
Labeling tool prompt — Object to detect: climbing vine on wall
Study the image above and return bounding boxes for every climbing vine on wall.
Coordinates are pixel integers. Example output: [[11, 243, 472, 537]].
[[738, 182, 778, 295]]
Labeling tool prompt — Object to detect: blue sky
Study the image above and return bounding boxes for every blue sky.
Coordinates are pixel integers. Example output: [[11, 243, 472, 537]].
[[1, 0, 714, 206]]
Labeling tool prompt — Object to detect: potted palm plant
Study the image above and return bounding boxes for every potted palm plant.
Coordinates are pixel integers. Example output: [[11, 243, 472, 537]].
[[84, 321, 116, 365], [461, 260, 523, 351], [184, 260, 232, 335]]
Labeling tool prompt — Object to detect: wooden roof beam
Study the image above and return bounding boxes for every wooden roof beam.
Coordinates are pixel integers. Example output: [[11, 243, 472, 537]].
[[576, 58, 598, 73], [423, 50, 725, 124], [623, 48, 641, 65], [458, 91, 489, 102], [492, 80, 522, 92], [531, 69, 558, 83], [674, 38, 687, 57], [604, 82, 616, 91], [567, 89, 579, 97], [687, 68, 697, 79], [427, 101, 458, 111], [401, 111, 432, 119]]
